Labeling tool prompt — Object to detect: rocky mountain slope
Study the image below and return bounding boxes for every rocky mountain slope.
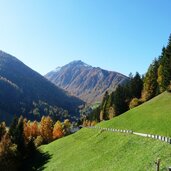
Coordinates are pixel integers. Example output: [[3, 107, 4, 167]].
[[45, 60, 128, 103], [0, 51, 84, 124]]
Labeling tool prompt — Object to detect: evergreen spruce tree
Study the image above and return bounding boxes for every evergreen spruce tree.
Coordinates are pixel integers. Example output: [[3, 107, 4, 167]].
[[15, 116, 26, 156], [112, 85, 128, 115], [9, 116, 19, 143], [100, 91, 109, 120], [157, 37, 171, 92], [142, 59, 159, 100], [130, 72, 143, 98]]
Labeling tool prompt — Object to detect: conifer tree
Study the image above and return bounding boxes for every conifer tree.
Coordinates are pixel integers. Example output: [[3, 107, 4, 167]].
[[112, 85, 128, 115], [100, 91, 109, 120], [8, 116, 18, 142], [158, 35, 171, 92], [142, 59, 159, 100], [157, 47, 170, 92], [130, 72, 143, 98]]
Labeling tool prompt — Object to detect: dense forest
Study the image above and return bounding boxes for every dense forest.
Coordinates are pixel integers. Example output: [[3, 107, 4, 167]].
[[84, 34, 171, 124]]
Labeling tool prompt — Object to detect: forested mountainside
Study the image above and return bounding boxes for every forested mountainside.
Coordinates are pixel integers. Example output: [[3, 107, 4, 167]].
[[0, 51, 84, 124]]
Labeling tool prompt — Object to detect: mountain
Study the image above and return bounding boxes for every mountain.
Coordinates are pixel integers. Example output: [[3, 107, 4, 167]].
[[0, 51, 84, 124], [36, 92, 171, 170], [45, 60, 128, 104]]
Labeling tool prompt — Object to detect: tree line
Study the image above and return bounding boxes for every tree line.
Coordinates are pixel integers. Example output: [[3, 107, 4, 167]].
[[86, 34, 171, 122]]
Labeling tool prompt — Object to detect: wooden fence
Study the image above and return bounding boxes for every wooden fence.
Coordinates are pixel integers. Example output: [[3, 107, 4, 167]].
[[89, 126, 171, 144]]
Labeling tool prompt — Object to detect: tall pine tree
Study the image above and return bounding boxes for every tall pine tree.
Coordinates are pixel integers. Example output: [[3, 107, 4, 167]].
[[157, 35, 171, 92], [142, 59, 159, 100]]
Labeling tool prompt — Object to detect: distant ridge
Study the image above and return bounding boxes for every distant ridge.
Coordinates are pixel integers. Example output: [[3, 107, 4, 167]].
[[0, 51, 84, 123], [45, 60, 128, 103]]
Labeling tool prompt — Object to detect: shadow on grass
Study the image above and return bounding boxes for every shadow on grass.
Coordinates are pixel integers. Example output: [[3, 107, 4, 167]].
[[25, 150, 52, 171]]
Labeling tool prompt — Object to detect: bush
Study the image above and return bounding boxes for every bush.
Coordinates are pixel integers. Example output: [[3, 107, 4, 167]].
[[34, 135, 44, 147], [129, 98, 141, 109], [167, 83, 171, 92]]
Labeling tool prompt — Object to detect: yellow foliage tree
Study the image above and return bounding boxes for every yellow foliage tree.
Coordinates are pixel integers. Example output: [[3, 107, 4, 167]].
[[40, 116, 53, 143], [23, 120, 31, 141], [53, 121, 64, 140], [63, 119, 71, 135], [31, 121, 39, 138], [91, 120, 97, 126]]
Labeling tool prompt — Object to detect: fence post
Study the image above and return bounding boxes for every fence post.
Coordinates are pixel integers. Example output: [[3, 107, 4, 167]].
[[155, 158, 160, 171], [165, 137, 168, 142]]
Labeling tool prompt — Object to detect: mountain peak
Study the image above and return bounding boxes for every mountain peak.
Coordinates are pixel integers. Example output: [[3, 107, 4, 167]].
[[67, 60, 91, 68], [45, 61, 128, 103]]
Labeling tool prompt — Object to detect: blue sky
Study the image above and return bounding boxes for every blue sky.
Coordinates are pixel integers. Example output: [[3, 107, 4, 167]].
[[0, 0, 171, 76]]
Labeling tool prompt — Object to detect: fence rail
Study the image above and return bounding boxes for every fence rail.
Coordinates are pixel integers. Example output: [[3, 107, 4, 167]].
[[89, 126, 171, 144]]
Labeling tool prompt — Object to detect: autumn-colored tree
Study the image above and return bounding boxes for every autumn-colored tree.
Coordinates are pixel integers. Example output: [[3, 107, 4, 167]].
[[108, 106, 116, 119], [34, 135, 43, 147], [91, 120, 97, 126], [40, 116, 53, 143], [100, 110, 104, 121], [129, 98, 141, 109], [53, 121, 64, 140], [24, 120, 40, 141], [31, 121, 39, 138], [63, 119, 71, 135], [0, 133, 19, 171], [23, 120, 31, 141]]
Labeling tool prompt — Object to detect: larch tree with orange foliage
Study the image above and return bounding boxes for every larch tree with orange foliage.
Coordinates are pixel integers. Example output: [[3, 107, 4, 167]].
[[23, 119, 32, 141], [31, 121, 39, 138], [53, 121, 64, 140], [40, 116, 53, 143]]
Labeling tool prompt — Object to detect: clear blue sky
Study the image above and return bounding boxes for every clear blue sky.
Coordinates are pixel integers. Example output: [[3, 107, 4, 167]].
[[0, 0, 171, 76]]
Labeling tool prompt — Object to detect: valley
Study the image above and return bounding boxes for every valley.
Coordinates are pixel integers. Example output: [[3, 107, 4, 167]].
[[0, 1, 171, 170]]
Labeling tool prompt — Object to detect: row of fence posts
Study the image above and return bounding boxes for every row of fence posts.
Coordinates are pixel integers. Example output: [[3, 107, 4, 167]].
[[89, 126, 171, 144], [145, 134, 171, 144]]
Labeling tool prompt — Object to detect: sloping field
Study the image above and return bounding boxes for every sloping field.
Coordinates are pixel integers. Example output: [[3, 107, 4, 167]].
[[36, 92, 171, 171], [38, 128, 171, 171], [99, 92, 171, 136]]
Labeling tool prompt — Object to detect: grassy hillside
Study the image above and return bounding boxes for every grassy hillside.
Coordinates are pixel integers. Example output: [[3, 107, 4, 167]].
[[38, 128, 171, 171], [99, 91, 171, 136], [35, 92, 171, 171]]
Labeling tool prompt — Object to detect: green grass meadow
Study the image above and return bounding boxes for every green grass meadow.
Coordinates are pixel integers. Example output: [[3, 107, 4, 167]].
[[37, 92, 171, 171], [99, 92, 171, 136], [39, 128, 171, 171]]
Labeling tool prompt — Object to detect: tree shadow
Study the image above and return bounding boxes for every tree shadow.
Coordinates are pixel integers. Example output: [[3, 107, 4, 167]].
[[25, 150, 52, 171]]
